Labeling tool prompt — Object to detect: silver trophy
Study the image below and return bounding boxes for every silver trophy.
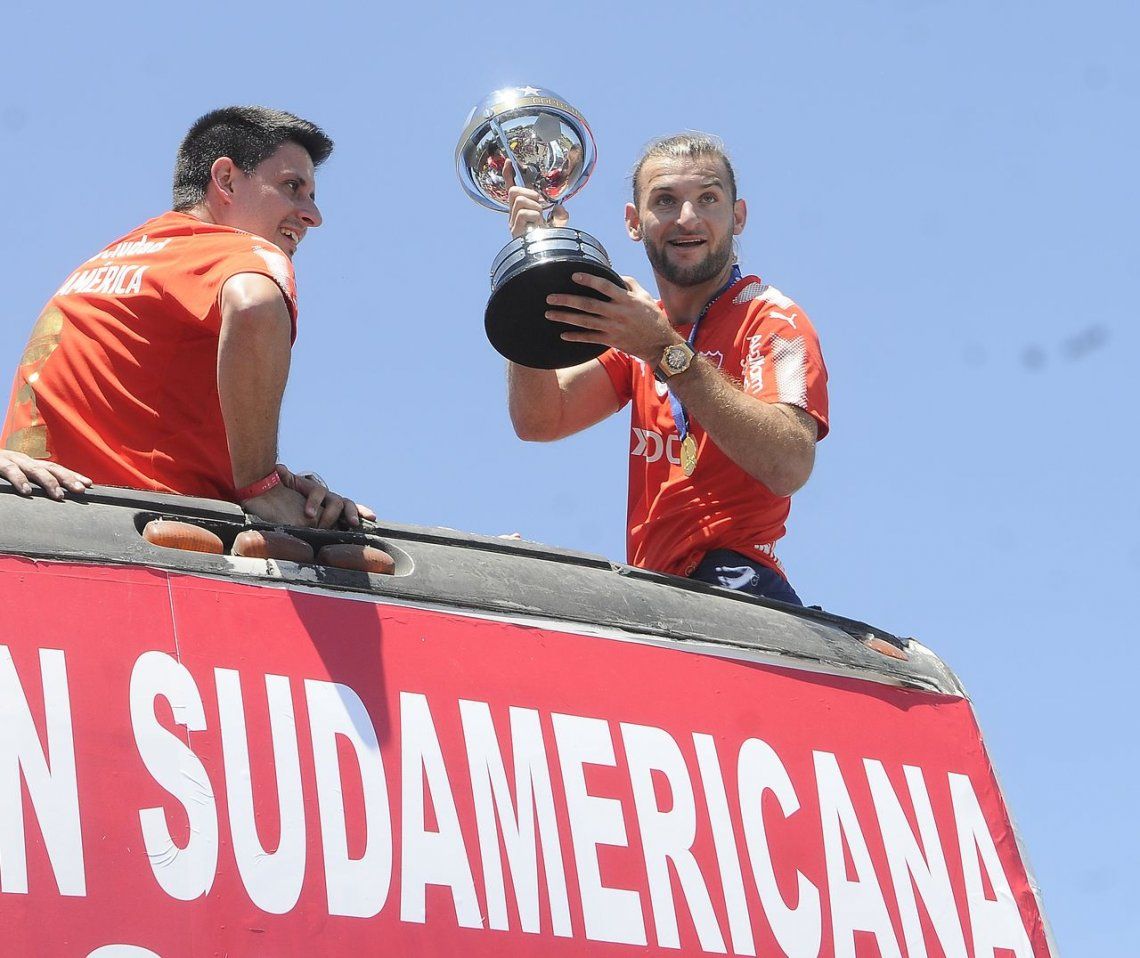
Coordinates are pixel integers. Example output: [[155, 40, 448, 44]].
[[456, 86, 623, 369]]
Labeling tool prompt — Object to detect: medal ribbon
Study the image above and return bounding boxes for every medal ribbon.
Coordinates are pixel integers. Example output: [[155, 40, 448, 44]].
[[667, 264, 742, 444]]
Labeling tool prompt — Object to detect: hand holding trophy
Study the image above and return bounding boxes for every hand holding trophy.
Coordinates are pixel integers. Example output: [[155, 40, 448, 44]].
[[456, 86, 624, 369]]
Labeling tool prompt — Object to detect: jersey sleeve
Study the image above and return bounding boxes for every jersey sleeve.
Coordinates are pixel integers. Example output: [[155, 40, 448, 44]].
[[174, 237, 299, 341], [596, 347, 634, 405], [741, 297, 829, 440]]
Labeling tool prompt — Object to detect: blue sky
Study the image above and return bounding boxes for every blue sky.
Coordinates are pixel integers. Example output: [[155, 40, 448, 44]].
[[4, 0, 1136, 950]]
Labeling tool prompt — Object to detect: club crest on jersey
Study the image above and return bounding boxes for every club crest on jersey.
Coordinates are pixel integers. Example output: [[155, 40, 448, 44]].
[[699, 350, 724, 369]]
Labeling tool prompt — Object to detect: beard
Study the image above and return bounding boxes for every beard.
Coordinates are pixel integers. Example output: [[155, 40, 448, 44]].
[[644, 230, 735, 287]]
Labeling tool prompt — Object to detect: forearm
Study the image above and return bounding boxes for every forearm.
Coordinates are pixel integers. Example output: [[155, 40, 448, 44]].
[[217, 306, 292, 487], [508, 358, 622, 442], [670, 358, 816, 495], [507, 363, 565, 441]]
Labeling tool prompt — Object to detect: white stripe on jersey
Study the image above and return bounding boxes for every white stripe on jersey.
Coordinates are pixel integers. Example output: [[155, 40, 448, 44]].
[[733, 281, 766, 304], [771, 334, 809, 408], [753, 284, 796, 310]]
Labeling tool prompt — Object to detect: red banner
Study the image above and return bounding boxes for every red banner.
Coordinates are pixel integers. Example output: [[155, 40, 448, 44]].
[[0, 557, 1051, 956]]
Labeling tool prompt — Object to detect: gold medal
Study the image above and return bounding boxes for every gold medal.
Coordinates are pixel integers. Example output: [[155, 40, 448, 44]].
[[680, 434, 698, 476]]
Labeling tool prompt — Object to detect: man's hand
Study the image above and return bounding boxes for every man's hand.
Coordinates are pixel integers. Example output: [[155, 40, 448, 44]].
[[545, 272, 680, 366], [276, 465, 376, 529], [0, 451, 92, 500], [238, 482, 318, 527], [240, 466, 376, 530], [505, 169, 569, 238]]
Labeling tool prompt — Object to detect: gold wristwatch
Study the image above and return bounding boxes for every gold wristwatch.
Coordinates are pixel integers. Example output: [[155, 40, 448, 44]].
[[655, 341, 695, 382]]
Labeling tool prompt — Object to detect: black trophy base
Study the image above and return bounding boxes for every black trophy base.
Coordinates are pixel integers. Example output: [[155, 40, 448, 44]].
[[484, 228, 623, 370]]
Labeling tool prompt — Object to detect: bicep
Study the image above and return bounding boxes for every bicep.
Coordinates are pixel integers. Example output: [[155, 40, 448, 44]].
[[220, 273, 292, 328], [217, 274, 292, 401]]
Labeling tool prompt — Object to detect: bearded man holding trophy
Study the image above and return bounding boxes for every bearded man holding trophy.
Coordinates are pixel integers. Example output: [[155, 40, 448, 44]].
[[457, 87, 829, 604]]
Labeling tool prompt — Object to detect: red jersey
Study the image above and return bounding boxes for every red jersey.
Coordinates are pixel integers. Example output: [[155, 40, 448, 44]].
[[1, 211, 298, 501], [598, 275, 829, 578]]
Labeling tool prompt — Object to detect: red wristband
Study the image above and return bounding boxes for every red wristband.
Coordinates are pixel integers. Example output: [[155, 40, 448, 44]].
[[236, 469, 281, 502]]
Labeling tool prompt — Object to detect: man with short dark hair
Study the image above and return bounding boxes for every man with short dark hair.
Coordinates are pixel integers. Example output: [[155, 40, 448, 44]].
[[2, 106, 370, 527], [505, 133, 828, 603]]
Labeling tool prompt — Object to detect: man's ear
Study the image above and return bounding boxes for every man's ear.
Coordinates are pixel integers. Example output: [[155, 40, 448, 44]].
[[625, 202, 642, 241], [733, 198, 747, 236], [209, 157, 239, 203]]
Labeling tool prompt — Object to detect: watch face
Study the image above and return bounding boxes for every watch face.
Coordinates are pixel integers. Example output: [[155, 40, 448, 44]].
[[666, 346, 688, 371]]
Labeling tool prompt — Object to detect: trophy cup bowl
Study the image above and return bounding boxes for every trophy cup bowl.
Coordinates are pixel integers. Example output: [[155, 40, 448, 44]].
[[456, 86, 624, 369]]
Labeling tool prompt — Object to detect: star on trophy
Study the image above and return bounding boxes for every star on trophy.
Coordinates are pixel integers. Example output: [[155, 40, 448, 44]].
[[456, 86, 624, 369]]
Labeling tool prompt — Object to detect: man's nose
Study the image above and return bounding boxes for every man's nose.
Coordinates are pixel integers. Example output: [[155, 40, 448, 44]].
[[299, 198, 323, 228], [677, 200, 700, 227]]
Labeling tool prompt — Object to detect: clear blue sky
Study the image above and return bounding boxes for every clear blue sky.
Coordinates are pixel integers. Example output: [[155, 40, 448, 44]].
[[4, 1, 1135, 950]]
